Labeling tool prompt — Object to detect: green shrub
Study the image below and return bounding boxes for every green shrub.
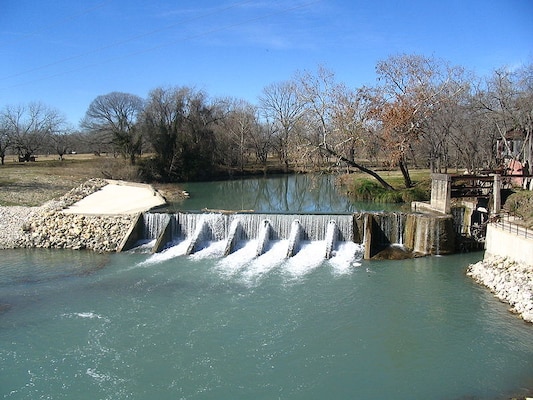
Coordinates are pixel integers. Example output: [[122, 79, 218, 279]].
[[343, 178, 430, 203], [505, 190, 533, 227], [353, 180, 385, 199], [402, 186, 430, 202]]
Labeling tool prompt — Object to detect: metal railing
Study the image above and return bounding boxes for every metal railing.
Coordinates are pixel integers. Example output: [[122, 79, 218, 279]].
[[491, 212, 533, 240]]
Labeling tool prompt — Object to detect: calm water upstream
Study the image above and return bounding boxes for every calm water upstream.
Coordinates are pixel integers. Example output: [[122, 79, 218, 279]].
[[176, 174, 405, 212], [1, 175, 532, 400]]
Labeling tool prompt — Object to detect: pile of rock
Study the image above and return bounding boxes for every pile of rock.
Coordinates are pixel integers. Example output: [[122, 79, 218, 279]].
[[0, 178, 136, 252], [467, 256, 533, 323], [18, 211, 135, 252], [0, 206, 42, 249]]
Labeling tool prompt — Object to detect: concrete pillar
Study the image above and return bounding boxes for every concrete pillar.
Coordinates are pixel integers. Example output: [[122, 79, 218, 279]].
[[430, 174, 452, 214], [117, 212, 144, 252], [151, 217, 173, 253], [363, 214, 373, 260], [493, 174, 501, 214]]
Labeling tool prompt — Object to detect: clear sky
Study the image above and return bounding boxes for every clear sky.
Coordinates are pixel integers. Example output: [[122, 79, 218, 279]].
[[1, 0, 532, 127]]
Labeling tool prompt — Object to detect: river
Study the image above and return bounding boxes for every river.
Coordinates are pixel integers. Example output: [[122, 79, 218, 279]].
[[1, 174, 532, 399]]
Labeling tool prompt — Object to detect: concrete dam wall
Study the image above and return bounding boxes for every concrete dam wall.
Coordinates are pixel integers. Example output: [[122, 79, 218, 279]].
[[120, 211, 456, 260]]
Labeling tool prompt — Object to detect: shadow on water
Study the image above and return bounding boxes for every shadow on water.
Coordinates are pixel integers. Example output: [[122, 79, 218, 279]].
[[0, 249, 111, 318], [0, 248, 110, 287]]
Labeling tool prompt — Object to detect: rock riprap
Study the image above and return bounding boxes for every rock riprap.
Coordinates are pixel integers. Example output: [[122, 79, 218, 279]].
[[467, 256, 533, 323], [20, 211, 135, 252], [0, 179, 136, 252]]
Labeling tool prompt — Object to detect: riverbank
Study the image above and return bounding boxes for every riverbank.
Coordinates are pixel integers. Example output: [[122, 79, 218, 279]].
[[0, 179, 136, 252], [467, 256, 533, 323]]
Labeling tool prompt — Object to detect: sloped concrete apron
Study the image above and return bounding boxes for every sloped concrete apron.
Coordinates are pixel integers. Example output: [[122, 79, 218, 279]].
[[62, 179, 166, 215]]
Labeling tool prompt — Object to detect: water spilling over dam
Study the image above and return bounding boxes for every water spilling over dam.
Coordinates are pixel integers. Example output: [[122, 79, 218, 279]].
[[120, 211, 456, 260]]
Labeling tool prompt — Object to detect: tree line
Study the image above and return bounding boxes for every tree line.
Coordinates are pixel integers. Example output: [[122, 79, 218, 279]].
[[1, 54, 531, 188]]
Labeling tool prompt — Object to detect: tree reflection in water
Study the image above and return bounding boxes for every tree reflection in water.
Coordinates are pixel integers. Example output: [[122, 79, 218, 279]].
[[176, 174, 405, 213]]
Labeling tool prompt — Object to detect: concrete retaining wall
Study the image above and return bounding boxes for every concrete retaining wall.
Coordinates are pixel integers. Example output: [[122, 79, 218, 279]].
[[485, 224, 533, 267], [469, 224, 533, 323]]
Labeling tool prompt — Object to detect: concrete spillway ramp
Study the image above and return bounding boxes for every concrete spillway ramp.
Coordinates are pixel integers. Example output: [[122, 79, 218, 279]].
[[63, 180, 166, 215]]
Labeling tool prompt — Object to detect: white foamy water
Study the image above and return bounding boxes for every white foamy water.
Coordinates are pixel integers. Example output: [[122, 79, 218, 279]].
[[239, 240, 288, 285], [329, 242, 364, 275], [63, 312, 106, 320], [283, 241, 327, 278], [139, 240, 189, 265], [214, 240, 257, 276], [189, 241, 226, 260], [141, 237, 363, 283]]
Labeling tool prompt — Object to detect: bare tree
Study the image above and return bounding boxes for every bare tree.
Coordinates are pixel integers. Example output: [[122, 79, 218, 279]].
[[259, 80, 305, 172], [515, 64, 533, 170], [0, 102, 65, 162], [81, 92, 144, 165], [0, 124, 11, 165], [448, 94, 498, 173], [370, 54, 464, 188], [294, 67, 394, 189], [295, 66, 336, 168], [479, 65, 533, 170], [142, 86, 219, 181], [49, 128, 75, 161], [215, 98, 259, 171], [251, 121, 274, 166]]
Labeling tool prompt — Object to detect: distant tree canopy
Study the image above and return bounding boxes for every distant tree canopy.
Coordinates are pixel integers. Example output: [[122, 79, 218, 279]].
[[1, 54, 532, 188], [0, 102, 66, 164], [81, 92, 144, 165], [369, 54, 468, 187], [140, 86, 220, 181]]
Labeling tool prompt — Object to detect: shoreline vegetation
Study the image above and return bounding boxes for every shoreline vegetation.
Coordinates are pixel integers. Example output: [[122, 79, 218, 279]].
[[0, 152, 432, 207], [0, 153, 429, 251], [335, 173, 430, 203]]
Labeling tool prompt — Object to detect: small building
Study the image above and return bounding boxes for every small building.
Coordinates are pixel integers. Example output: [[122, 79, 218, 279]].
[[496, 128, 531, 169]]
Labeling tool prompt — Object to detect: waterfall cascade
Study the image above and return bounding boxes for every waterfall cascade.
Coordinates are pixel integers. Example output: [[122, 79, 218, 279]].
[[142, 213, 170, 240], [127, 211, 455, 260]]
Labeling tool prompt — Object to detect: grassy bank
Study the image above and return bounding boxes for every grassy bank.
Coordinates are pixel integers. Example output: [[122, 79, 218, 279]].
[[0, 154, 140, 206], [0, 154, 306, 206], [336, 169, 431, 203], [0, 154, 432, 207]]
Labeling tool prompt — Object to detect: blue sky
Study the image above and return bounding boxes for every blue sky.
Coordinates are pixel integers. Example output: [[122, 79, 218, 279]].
[[1, 0, 532, 126]]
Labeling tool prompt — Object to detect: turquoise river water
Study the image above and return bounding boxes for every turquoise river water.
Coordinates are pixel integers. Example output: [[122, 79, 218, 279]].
[[1, 175, 532, 399]]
